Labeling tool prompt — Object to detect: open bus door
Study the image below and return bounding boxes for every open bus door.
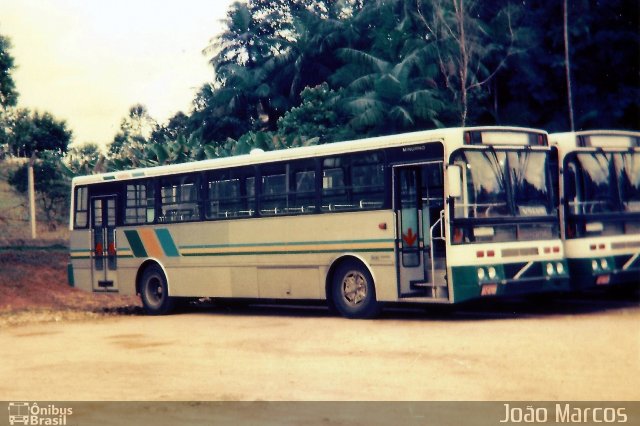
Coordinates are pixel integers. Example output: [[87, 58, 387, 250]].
[[394, 162, 448, 299], [91, 195, 118, 292]]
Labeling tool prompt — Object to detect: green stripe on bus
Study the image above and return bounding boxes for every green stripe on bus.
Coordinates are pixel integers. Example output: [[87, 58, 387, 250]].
[[123, 230, 147, 258], [182, 248, 393, 257], [103, 175, 116, 181], [180, 238, 394, 249], [155, 228, 180, 257]]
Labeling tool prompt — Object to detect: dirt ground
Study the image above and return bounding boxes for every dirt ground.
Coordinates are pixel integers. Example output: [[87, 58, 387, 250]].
[[0, 249, 141, 327], [1, 249, 639, 401]]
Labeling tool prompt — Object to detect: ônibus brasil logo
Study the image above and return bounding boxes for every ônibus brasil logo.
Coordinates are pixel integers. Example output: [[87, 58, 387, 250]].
[[7, 402, 73, 425]]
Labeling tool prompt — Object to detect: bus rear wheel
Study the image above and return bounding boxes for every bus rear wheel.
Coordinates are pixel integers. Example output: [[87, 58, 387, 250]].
[[331, 261, 380, 319], [140, 264, 175, 315]]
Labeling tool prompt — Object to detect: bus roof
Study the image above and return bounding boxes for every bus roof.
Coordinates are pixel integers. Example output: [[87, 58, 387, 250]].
[[550, 129, 640, 151], [72, 126, 547, 186]]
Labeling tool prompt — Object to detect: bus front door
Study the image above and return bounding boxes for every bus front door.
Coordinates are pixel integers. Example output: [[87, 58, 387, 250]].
[[91, 196, 118, 292], [394, 163, 448, 299]]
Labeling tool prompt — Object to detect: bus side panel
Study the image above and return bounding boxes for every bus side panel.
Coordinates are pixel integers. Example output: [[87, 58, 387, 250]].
[[136, 210, 398, 301], [115, 229, 155, 296], [115, 262, 138, 296], [367, 265, 398, 302], [165, 266, 257, 298], [69, 229, 92, 292], [257, 267, 322, 299]]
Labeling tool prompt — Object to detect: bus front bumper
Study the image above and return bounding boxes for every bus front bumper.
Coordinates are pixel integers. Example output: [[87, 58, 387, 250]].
[[451, 261, 570, 303], [568, 254, 640, 291]]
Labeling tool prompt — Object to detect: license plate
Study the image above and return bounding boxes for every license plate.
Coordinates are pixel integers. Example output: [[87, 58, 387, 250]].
[[481, 283, 498, 296], [596, 275, 610, 286]]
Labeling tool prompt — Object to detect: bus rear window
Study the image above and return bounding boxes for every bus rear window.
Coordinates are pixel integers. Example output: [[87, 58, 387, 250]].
[[74, 186, 88, 228]]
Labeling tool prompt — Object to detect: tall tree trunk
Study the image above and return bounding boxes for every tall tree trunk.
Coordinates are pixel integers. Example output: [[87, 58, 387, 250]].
[[454, 0, 468, 127], [563, 0, 575, 131]]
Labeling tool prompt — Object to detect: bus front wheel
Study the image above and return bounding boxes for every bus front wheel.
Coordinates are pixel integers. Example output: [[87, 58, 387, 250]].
[[140, 264, 175, 315], [331, 261, 380, 319]]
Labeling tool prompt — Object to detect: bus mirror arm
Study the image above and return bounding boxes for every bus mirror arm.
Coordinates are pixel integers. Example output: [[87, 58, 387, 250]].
[[447, 165, 462, 198]]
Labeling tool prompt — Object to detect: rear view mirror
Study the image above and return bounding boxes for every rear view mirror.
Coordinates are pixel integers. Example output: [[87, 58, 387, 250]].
[[447, 165, 462, 198]]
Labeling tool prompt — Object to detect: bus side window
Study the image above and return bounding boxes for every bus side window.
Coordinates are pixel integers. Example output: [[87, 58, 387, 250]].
[[207, 171, 239, 219], [124, 181, 155, 224], [321, 157, 348, 211], [290, 160, 316, 214], [351, 153, 385, 210], [160, 174, 201, 222], [260, 163, 287, 216], [74, 186, 89, 228]]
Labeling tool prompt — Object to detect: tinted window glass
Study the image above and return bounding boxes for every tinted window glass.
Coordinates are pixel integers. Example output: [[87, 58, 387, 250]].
[[74, 186, 88, 228], [206, 168, 255, 219], [321, 153, 385, 212], [259, 160, 316, 216], [160, 175, 200, 222], [124, 181, 155, 224]]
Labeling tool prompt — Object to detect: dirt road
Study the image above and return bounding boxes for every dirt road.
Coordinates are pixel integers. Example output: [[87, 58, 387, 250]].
[[1, 295, 638, 401]]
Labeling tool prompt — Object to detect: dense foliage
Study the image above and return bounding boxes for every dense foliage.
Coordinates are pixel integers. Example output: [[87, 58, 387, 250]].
[[2, 0, 639, 177], [104, 0, 638, 169]]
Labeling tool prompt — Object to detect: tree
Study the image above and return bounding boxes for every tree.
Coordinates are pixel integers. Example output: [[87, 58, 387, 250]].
[[1, 108, 72, 157], [417, 0, 524, 126], [495, 0, 639, 132], [331, 0, 445, 135], [65, 142, 105, 175], [562, 0, 574, 131], [0, 34, 18, 112], [566, 0, 639, 130], [8, 152, 71, 229], [107, 104, 156, 170], [277, 83, 353, 143], [184, 0, 639, 157], [150, 111, 190, 145]]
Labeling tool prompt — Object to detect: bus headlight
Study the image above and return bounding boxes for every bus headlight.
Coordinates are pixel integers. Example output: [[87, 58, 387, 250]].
[[556, 262, 564, 275], [488, 266, 497, 279], [477, 268, 485, 280], [591, 260, 599, 271], [600, 259, 608, 270], [546, 263, 555, 275]]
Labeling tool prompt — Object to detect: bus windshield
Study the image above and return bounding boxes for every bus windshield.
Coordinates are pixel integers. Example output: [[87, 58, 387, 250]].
[[509, 151, 553, 216], [563, 150, 640, 238], [614, 152, 640, 212], [566, 151, 640, 214], [452, 148, 554, 219], [572, 152, 617, 214]]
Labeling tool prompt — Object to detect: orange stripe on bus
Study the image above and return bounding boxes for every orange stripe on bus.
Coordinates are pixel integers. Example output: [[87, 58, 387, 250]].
[[138, 228, 164, 258]]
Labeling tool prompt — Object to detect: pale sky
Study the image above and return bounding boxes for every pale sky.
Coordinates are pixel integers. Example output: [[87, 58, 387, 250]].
[[0, 0, 234, 147]]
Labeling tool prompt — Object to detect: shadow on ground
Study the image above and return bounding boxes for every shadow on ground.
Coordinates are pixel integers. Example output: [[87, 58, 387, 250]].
[[176, 285, 640, 322]]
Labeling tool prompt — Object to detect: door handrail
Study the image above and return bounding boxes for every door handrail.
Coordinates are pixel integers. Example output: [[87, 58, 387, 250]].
[[429, 209, 445, 287], [430, 209, 445, 241]]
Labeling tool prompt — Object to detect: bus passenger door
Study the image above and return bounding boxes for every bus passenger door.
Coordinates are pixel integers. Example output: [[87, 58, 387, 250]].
[[394, 163, 447, 299], [91, 196, 118, 292]]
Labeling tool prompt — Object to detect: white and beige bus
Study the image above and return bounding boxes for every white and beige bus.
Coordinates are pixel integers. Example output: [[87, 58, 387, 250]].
[[68, 127, 569, 318], [550, 130, 640, 290]]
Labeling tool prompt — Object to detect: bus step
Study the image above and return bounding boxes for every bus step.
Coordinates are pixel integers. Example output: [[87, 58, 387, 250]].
[[426, 268, 447, 287], [410, 282, 449, 299]]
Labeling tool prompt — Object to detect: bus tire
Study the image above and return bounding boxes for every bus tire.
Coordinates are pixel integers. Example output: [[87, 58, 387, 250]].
[[139, 264, 175, 315], [331, 261, 380, 319]]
